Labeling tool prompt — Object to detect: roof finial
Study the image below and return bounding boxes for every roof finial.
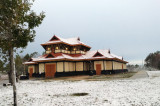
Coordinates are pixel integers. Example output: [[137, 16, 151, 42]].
[[77, 37, 80, 41], [108, 49, 110, 54]]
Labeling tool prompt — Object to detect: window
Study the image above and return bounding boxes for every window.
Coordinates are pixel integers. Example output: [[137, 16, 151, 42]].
[[73, 48, 76, 51], [55, 46, 59, 50], [47, 47, 51, 51]]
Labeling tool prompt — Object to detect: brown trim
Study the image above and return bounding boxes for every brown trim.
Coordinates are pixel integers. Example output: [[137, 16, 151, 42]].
[[44, 63, 45, 72], [122, 63, 123, 70], [56, 62, 57, 72], [37, 64, 39, 73], [112, 61, 113, 70], [75, 62, 76, 72], [63, 61, 65, 72], [93, 61, 95, 70], [83, 62, 84, 71], [103, 60, 105, 70], [30, 57, 128, 63]]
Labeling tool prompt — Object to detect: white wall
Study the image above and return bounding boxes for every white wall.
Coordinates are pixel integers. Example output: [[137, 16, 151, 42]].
[[39, 63, 45, 73], [113, 61, 123, 70], [123, 63, 127, 69], [76, 62, 83, 71], [106, 61, 113, 70], [57, 62, 63, 72]]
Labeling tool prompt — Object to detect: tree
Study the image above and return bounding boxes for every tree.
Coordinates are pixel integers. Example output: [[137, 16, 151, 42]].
[[0, 0, 45, 105], [0, 59, 4, 72], [15, 52, 39, 75], [145, 51, 160, 70], [23, 52, 39, 61], [127, 64, 140, 72], [15, 54, 23, 76]]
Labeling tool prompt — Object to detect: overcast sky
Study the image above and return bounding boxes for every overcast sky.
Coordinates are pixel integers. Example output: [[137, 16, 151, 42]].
[[23, 0, 160, 65]]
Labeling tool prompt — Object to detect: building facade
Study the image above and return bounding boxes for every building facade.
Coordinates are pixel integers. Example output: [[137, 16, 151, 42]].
[[24, 35, 128, 78]]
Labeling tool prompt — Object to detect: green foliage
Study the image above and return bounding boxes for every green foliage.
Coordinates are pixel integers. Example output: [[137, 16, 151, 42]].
[[0, 0, 45, 76], [0, 0, 45, 56], [15, 55, 23, 75], [145, 51, 160, 69], [13, 52, 39, 75], [0, 1, 44, 104], [23, 52, 38, 61], [16, 52, 39, 75]]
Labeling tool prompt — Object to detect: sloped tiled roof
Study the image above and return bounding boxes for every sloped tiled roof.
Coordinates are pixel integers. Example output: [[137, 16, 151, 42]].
[[41, 35, 91, 48], [24, 49, 128, 65]]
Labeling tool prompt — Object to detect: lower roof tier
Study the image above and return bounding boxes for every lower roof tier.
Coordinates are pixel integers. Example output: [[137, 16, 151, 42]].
[[24, 49, 128, 65]]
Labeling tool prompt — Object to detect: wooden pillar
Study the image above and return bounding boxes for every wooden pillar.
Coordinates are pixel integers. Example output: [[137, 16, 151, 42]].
[[103, 60, 105, 70], [44, 63, 45, 73], [56, 62, 57, 72], [122, 63, 123, 70], [93, 61, 95, 70], [83, 61, 84, 71], [63, 62, 65, 72], [112, 61, 113, 70], [75, 62, 76, 72]]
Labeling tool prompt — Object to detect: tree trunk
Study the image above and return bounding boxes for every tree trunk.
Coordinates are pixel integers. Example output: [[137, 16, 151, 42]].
[[10, 47, 17, 106], [8, 71, 12, 84], [8, 51, 13, 85]]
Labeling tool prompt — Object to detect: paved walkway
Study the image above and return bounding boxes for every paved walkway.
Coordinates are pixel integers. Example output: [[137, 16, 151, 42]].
[[130, 71, 149, 79]]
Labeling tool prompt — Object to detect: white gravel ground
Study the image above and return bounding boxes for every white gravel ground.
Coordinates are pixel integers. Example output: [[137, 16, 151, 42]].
[[1, 75, 160, 106], [147, 71, 160, 78]]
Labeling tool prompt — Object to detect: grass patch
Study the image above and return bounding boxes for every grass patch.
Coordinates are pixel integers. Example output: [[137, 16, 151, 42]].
[[86, 72, 137, 80], [121, 72, 137, 78], [42, 79, 53, 82], [71, 93, 89, 96], [40, 72, 137, 82]]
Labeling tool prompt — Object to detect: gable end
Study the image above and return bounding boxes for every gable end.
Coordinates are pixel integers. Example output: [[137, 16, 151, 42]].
[[93, 52, 104, 57]]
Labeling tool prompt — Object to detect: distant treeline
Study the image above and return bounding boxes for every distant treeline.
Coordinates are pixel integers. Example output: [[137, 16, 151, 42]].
[[0, 52, 40, 75], [127, 51, 160, 71], [145, 51, 160, 70]]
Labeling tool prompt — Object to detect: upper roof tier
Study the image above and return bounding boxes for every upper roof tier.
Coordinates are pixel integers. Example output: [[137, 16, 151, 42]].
[[41, 35, 91, 49]]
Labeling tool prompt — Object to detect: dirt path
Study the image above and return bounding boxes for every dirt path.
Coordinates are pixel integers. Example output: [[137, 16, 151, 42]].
[[130, 71, 148, 79]]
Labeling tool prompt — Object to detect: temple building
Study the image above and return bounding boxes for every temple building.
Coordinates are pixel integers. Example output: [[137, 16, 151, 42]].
[[24, 35, 128, 78]]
